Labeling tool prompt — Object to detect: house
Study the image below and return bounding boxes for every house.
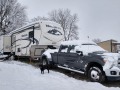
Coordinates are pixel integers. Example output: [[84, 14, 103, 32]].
[[97, 39, 120, 53]]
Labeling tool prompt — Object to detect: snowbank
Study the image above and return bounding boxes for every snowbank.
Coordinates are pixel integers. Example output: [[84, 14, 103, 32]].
[[0, 61, 120, 90], [42, 49, 58, 59]]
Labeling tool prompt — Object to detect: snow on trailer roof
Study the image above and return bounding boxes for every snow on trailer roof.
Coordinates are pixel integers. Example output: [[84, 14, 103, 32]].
[[7, 21, 39, 35], [61, 40, 97, 46], [7, 20, 60, 35]]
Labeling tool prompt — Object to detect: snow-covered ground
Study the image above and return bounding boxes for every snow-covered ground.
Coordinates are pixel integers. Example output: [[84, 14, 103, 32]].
[[0, 61, 119, 90]]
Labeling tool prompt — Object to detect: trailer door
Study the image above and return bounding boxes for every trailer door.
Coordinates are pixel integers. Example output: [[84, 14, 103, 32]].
[[3, 36, 11, 54]]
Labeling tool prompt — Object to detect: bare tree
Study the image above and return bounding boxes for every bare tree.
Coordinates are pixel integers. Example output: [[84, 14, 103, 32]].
[[0, 0, 27, 35], [30, 16, 48, 22], [48, 9, 79, 41], [93, 38, 102, 43]]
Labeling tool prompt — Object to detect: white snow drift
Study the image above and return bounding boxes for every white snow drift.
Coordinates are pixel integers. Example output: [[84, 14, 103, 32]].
[[0, 61, 120, 90]]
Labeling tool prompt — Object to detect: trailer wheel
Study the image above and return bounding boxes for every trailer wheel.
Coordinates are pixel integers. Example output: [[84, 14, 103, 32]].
[[9, 55, 15, 60], [88, 66, 105, 83]]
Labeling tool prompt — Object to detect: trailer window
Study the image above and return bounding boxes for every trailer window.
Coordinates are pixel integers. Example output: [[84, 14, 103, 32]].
[[17, 48, 21, 52], [60, 45, 68, 53], [48, 29, 62, 36], [68, 45, 76, 53], [29, 31, 34, 38]]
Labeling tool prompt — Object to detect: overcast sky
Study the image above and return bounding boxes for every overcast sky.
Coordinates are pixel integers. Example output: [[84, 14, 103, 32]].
[[18, 0, 120, 42]]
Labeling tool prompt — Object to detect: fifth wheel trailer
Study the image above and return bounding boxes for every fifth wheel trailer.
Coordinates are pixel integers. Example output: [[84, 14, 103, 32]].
[[0, 21, 64, 60]]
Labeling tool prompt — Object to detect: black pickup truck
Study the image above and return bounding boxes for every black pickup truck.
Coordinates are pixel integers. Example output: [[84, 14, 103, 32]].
[[41, 40, 120, 82]]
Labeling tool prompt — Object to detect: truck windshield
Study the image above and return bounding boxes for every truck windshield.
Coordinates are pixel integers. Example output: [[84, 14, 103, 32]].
[[92, 51, 108, 54], [81, 43, 107, 53], [82, 44, 96, 45]]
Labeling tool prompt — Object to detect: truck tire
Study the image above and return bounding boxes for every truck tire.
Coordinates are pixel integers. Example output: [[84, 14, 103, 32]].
[[88, 66, 105, 83], [42, 58, 48, 66]]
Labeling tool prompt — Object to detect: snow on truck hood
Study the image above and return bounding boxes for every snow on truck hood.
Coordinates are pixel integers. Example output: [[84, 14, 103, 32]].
[[42, 49, 58, 59], [101, 53, 120, 71], [102, 53, 120, 60]]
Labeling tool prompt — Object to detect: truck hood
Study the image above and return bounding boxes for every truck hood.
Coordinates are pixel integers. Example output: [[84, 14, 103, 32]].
[[102, 53, 120, 60]]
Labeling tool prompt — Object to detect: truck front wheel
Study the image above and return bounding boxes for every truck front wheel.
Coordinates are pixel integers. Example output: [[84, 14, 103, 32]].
[[88, 66, 105, 83]]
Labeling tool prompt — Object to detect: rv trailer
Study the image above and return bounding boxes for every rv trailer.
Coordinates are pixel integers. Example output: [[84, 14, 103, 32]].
[[0, 21, 64, 60]]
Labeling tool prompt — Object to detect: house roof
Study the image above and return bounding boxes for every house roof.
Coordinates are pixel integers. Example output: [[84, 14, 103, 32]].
[[97, 39, 120, 45], [112, 42, 120, 45], [97, 39, 117, 44]]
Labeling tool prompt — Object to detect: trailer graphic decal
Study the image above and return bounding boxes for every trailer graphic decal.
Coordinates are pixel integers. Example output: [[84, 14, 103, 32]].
[[48, 29, 62, 36], [12, 37, 39, 49]]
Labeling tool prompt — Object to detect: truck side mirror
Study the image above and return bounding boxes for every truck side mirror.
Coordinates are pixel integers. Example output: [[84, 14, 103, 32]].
[[76, 51, 83, 56], [76, 51, 81, 53]]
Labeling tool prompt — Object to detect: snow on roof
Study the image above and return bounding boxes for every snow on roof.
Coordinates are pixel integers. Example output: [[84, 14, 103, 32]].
[[7, 20, 60, 35], [98, 39, 117, 44], [61, 40, 106, 53], [0, 61, 120, 90], [7, 21, 39, 35], [61, 40, 96, 46]]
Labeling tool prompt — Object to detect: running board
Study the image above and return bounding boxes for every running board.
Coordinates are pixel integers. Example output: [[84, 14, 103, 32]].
[[58, 65, 84, 74]]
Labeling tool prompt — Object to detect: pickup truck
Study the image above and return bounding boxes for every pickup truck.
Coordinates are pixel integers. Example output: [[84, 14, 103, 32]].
[[41, 40, 120, 82]]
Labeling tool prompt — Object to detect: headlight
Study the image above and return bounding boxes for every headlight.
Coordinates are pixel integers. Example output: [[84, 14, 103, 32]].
[[103, 56, 117, 70], [103, 59, 108, 63]]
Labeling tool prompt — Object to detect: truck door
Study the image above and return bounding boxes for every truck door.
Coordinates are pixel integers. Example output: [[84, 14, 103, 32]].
[[57, 45, 69, 67], [64, 45, 83, 70], [65, 53, 80, 69]]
